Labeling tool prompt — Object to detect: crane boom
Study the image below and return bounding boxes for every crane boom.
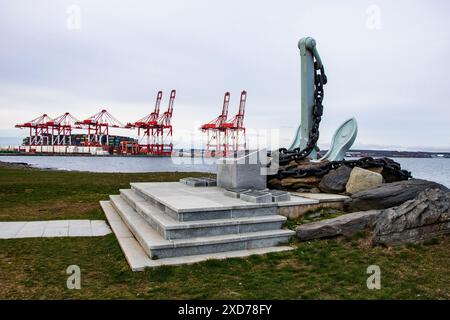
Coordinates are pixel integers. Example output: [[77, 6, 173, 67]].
[[221, 92, 230, 121]]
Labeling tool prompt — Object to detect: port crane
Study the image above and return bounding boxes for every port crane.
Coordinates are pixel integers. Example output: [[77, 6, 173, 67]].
[[76, 109, 125, 147], [155, 89, 176, 155], [46, 112, 82, 145], [200, 92, 230, 156], [15, 114, 53, 146], [221, 90, 247, 156], [127, 90, 176, 155]]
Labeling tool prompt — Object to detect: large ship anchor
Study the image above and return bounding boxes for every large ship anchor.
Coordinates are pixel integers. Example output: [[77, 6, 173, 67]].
[[288, 36, 358, 162], [271, 37, 410, 182]]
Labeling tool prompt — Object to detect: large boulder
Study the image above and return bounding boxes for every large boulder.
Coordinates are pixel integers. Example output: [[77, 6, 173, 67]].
[[350, 179, 449, 211], [318, 165, 352, 193], [372, 188, 450, 246], [376, 158, 409, 183], [296, 210, 381, 241], [345, 167, 383, 194]]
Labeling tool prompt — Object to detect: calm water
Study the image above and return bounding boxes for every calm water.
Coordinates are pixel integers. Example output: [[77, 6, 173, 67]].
[[0, 155, 217, 173], [1, 155, 449, 187]]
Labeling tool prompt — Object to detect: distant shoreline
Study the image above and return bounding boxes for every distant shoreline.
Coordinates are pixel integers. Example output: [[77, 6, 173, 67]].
[[1, 149, 449, 159]]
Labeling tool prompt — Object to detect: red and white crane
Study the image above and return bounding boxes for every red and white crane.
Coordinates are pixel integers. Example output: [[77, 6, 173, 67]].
[[126, 91, 163, 154], [46, 112, 81, 145], [221, 90, 247, 155], [15, 114, 53, 146], [127, 90, 176, 155], [200, 92, 230, 155], [155, 89, 176, 155], [76, 109, 124, 146]]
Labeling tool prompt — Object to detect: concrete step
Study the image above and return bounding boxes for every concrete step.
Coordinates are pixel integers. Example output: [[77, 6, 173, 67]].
[[119, 189, 287, 240], [102, 200, 293, 271], [100, 201, 153, 271], [109, 195, 294, 259], [130, 183, 279, 221]]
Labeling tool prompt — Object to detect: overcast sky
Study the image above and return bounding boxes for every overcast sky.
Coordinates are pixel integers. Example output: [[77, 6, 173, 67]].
[[0, 0, 449, 151]]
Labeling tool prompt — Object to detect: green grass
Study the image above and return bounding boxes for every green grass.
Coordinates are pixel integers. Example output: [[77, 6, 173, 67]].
[[0, 163, 449, 299], [0, 163, 212, 221], [284, 208, 347, 230]]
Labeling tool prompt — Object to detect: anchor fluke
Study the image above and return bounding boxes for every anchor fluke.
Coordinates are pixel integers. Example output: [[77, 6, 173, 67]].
[[319, 118, 358, 162]]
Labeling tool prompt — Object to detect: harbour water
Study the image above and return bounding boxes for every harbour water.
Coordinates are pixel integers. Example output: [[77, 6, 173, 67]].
[[0, 155, 449, 187]]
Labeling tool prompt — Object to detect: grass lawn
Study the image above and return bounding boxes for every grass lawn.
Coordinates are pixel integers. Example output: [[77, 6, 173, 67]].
[[0, 163, 449, 299]]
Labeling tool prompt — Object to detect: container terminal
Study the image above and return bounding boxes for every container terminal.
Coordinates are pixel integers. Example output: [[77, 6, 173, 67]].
[[12, 89, 249, 157]]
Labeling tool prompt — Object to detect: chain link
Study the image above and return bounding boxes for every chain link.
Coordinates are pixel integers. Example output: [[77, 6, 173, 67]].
[[278, 62, 327, 165], [272, 157, 411, 180]]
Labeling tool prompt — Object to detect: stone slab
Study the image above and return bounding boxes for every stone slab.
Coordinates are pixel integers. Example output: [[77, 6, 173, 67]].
[[223, 188, 250, 199], [0, 222, 27, 239], [180, 177, 217, 187], [276, 195, 319, 207], [43, 226, 69, 237], [91, 220, 113, 236], [15, 221, 48, 238], [131, 182, 278, 213], [0, 220, 111, 239], [269, 190, 291, 202], [47, 220, 69, 228], [203, 178, 217, 187], [291, 192, 350, 203], [186, 178, 207, 187], [240, 191, 272, 203], [131, 182, 318, 214]]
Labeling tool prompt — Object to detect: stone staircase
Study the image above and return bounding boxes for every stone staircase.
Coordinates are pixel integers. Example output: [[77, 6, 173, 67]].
[[101, 182, 295, 270]]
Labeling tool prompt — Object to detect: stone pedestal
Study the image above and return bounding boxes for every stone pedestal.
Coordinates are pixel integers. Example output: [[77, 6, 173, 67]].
[[217, 150, 267, 190]]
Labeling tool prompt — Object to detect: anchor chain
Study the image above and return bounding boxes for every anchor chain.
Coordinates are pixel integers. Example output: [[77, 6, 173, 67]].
[[272, 157, 412, 181], [278, 61, 327, 166]]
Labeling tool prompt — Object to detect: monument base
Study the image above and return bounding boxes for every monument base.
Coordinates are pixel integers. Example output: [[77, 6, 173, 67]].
[[217, 150, 267, 190]]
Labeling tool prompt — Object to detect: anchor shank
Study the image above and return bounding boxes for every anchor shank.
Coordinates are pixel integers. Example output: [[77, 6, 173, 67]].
[[298, 37, 317, 159]]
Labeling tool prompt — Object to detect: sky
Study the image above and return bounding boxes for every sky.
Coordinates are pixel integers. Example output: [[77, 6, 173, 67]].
[[0, 0, 449, 151]]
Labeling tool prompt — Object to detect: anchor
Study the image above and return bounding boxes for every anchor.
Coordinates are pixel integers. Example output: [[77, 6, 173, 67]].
[[270, 37, 410, 182], [288, 37, 358, 162]]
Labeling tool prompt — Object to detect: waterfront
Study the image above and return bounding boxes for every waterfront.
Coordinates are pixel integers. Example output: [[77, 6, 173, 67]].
[[1, 155, 449, 187]]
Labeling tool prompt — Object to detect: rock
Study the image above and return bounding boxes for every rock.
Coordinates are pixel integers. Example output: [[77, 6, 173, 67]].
[[296, 187, 321, 193], [350, 179, 449, 211], [310, 187, 321, 194], [372, 188, 450, 246], [268, 178, 282, 189], [296, 210, 381, 241], [318, 165, 352, 193], [346, 167, 383, 194], [296, 160, 330, 171], [280, 176, 322, 189], [295, 188, 311, 193], [367, 167, 383, 174]]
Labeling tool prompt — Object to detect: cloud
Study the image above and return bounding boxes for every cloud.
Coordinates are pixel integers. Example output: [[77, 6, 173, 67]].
[[0, 0, 449, 151]]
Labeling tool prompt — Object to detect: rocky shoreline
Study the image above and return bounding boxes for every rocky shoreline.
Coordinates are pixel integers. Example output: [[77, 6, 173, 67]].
[[0, 160, 62, 171], [271, 157, 450, 246], [0, 161, 34, 169], [297, 187, 450, 246]]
